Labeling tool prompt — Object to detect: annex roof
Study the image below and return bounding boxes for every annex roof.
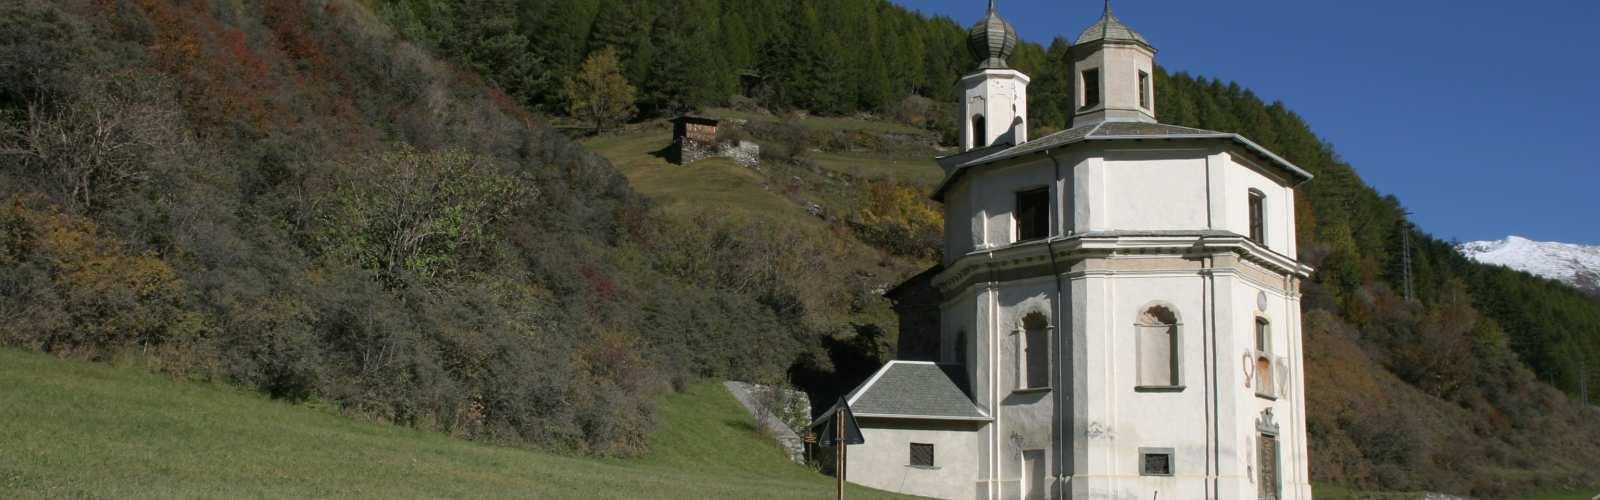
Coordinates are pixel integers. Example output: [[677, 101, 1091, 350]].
[[932, 121, 1315, 201], [839, 361, 988, 421]]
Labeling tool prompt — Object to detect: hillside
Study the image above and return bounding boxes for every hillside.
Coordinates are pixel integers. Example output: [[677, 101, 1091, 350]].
[[0, 348, 905, 499], [1460, 236, 1600, 295], [3, 0, 1600, 498], [0, 0, 846, 460]]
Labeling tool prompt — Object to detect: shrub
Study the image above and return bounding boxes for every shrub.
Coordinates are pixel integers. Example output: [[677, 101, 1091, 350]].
[[850, 181, 943, 259], [0, 197, 210, 360]]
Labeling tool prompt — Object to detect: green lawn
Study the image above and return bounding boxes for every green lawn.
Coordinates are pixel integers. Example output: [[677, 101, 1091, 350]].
[[0, 349, 908, 499]]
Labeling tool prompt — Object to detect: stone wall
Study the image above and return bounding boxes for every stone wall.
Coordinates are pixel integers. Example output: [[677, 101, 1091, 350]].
[[674, 139, 760, 168], [723, 381, 810, 464]]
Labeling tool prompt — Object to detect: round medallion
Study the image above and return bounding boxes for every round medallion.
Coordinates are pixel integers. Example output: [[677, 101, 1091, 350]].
[[1256, 291, 1269, 312]]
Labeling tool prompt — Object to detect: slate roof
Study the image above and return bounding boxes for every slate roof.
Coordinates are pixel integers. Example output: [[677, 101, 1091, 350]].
[[1075, 2, 1150, 46], [932, 121, 1314, 201], [967, 0, 1018, 70], [844, 361, 988, 420]]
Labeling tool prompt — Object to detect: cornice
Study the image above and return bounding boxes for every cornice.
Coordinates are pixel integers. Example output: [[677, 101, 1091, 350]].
[[932, 231, 1313, 296]]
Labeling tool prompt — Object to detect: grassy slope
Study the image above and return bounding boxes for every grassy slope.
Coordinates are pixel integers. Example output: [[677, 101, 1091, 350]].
[[0, 349, 906, 499], [581, 114, 939, 337]]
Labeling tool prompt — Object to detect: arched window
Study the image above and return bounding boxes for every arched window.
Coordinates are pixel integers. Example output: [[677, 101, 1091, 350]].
[[1136, 305, 1180, 388], [971, 115, 987, 148], [1020, 312, 1050, 389], [1248, 189, 1267, 245]]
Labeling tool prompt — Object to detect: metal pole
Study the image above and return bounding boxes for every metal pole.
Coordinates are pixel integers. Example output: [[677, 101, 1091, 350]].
[[1401, 221, 1415, 303], [836, 414, 844, 500]]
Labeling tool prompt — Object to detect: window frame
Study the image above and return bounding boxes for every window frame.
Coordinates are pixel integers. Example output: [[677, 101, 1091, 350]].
[[1139, 447, 1176, 477], [971, 114, 987, 149], [1134, 304, 1183, 391], [1138, 70, 1150, 109], [1017, 313, 1053, 392], [1248, 189, 1267, 245], [1081, 68, 1102, 109], [1014, 187, 1051, 243], [1254, 317, 1277, 399], [909, 443, 935, 469]]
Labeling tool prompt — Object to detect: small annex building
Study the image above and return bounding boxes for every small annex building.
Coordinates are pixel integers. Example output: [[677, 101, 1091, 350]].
[[825, 2, 1316, 499]]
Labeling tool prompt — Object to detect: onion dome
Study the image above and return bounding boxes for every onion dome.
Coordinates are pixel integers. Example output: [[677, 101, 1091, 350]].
[[967, 0, 1018, 70], [1075, 0, 1150, 46]]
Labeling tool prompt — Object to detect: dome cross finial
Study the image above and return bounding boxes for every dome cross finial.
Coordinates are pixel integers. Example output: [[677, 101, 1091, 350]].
[[988, 0, 997, 12]]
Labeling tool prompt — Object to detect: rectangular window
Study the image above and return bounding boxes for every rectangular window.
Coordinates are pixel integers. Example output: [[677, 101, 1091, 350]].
[[1248, 190, 1267, 245], [1255, 318, 1275, 398], [1081, 69, 1101, 109], [1015, 187, 1049, 242], [1140, 449, 1174, 476], [1025, 326, 1049, 389], [909, 443, 934, 468], [1138, 71, 1150, 109]]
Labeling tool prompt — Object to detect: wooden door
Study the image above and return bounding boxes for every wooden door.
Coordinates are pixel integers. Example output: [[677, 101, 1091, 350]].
[[1259, 434, 1280, 500]]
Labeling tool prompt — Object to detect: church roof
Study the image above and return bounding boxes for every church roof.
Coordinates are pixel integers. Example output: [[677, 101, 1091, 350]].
[[1075, 1, 1150, 46], [932, 121, 1315, 201], [967, 0, 1018, 69], [844, 361, 988, 421]]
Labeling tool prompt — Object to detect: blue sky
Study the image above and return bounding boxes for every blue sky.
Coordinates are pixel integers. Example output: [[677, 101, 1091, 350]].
[[898, 0, 1600, 245]]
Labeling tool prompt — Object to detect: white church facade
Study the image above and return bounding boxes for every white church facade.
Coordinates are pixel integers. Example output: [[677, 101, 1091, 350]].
[[836, 3, 1315, 499]]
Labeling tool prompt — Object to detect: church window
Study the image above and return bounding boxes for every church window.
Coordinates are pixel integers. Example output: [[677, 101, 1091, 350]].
[[1020, 312, 1050, 389], [1136, 305, 1180, 388], [1255, 317, 1271, 353], [1140, 448, 1174, 476], [1015, 187, 1050, 242], [1248, 189, 1267, 245], [1081, 69, 1101, 109], [1255, 318, 1276, 398], [1138, 71, 1150, 109], [972, 115, 987, 148], [909, 443, 934, 468]]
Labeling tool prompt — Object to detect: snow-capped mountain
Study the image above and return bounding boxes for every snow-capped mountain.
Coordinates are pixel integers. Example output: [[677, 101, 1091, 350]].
[[1458, 236, 1600, 294]]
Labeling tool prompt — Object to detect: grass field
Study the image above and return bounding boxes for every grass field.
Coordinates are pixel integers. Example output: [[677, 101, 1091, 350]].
[[0, 349, 909, 499]]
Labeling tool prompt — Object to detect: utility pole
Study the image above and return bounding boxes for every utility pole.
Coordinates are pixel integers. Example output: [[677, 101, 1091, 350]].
[[1400, 213, 1416, 303], [1582, 357, 1590, 408]]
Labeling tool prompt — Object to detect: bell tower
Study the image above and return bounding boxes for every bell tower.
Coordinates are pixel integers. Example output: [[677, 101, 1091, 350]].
[[959, 0, 1028, 152], [1070, 1, 1157, 126]]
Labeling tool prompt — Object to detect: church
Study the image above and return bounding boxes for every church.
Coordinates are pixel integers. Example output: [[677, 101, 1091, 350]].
[[833, 2, 1315, 499]]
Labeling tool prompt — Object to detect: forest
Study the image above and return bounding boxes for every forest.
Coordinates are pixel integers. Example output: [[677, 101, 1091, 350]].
[[377, 0, 1600, 407], [2, 0, 1598, 497]]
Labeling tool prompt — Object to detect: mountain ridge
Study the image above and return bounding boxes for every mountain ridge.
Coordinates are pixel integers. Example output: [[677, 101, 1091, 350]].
[[1459, 236, 1600, 294]]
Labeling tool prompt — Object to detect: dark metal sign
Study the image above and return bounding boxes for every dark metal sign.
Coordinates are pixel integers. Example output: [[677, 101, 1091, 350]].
[[815, 397, 864, 447]]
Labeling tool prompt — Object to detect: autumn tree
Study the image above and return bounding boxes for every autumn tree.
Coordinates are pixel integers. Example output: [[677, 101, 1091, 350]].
[[563, 46, 636, 133]]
